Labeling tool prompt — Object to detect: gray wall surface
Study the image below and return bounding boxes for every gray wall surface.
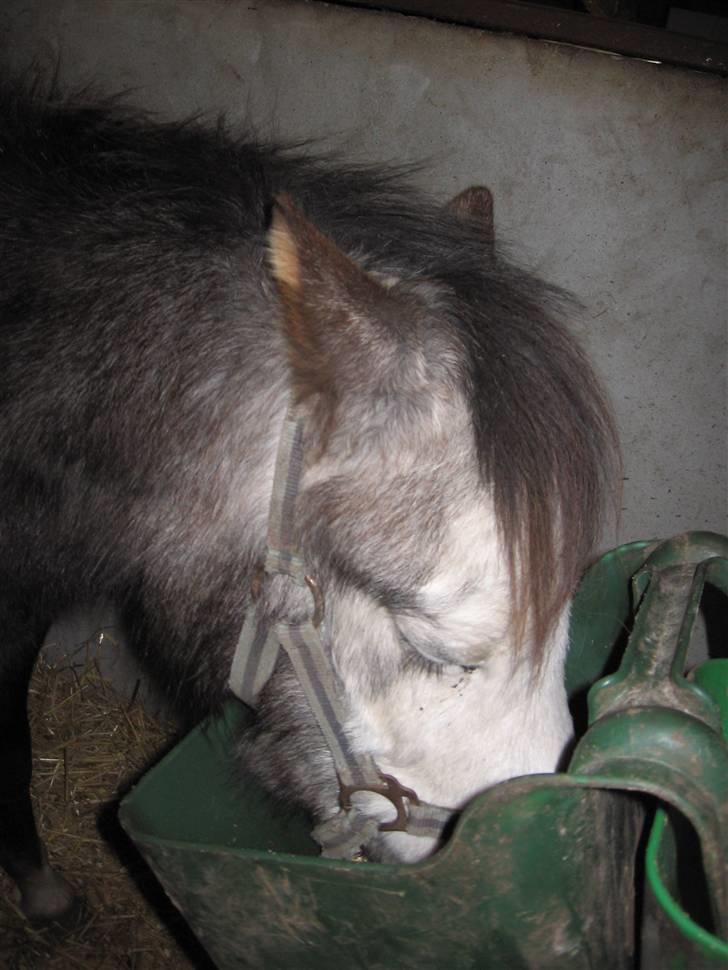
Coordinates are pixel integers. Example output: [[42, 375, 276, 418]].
[[1, 0, 725, 662]]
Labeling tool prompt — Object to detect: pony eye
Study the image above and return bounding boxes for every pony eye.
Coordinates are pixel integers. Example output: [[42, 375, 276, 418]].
[[397, 626, 457, 667], [398, 632, 446, 674], [399, 630, 481, 675]]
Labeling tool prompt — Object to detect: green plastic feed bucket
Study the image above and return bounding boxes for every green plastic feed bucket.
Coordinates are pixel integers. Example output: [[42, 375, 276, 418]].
[[641, 659, 728, 970], [120, 533, 728, 969]]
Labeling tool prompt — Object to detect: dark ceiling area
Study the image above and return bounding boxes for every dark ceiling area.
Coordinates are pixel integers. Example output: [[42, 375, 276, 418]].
[[330, 0, 728, 74]]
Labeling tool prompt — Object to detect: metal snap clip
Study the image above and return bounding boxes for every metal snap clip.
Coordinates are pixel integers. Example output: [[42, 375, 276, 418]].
[[339, 773, 420, 833]]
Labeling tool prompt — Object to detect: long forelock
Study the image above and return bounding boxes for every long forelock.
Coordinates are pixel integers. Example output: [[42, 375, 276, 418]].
[[447, 263, 620, 662]]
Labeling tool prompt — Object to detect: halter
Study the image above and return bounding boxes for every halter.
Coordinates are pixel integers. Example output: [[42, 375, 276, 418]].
[[228, 404, 454, 859]]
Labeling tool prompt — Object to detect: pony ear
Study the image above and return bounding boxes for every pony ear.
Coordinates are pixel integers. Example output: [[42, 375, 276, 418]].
[[268, 194, 402, 403], [445, 185, 495, 244]]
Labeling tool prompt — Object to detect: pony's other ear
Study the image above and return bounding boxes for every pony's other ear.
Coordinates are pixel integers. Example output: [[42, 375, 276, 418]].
[[268, 193, 401, 404], [445, 185, 494, 245]]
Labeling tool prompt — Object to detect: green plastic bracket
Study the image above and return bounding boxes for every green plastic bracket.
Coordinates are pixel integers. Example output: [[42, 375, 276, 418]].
[[572, 532, 728, 942]]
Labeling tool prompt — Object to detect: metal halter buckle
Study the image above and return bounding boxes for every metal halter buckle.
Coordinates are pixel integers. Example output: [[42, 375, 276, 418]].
[[250, 563, 325, 628], [339, 773, 421, 833]]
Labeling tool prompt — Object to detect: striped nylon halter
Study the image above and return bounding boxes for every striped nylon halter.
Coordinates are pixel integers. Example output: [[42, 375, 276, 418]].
[[228, 404, 453, 859]]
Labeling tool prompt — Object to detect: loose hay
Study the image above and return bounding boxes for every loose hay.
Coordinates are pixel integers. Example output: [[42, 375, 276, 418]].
[[0, 642, 214, 970]]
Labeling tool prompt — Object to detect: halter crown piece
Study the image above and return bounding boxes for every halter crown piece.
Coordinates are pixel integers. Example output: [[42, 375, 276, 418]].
[[228, 404, 453, 859]]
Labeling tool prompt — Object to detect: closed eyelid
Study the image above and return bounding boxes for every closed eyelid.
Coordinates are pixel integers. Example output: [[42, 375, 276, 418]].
[[398, 628, 483, 672]]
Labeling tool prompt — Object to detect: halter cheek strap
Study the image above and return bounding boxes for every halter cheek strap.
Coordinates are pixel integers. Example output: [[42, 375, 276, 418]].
[[228, 404, 453, 859]]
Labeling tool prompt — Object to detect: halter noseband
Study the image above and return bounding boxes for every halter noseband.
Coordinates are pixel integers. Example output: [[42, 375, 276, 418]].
[[228, 405, 453, 859]]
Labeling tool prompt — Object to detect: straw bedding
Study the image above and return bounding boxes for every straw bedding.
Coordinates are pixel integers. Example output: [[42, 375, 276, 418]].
[[0, 640, 214, 969]]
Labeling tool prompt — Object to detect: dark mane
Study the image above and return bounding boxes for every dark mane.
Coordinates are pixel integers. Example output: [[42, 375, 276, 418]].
[[1, 75, 620, 657]]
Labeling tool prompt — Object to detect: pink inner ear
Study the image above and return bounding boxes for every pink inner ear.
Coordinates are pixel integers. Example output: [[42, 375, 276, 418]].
[[268, 208, 302, 295], [269, 193, 373, 296]]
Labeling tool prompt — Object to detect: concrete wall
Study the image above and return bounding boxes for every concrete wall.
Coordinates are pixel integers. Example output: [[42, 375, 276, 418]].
[[1, 0, 725, 664]]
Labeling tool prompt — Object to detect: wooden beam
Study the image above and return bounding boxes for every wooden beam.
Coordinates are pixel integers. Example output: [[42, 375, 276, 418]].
[[325, 0, 728, 75]]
